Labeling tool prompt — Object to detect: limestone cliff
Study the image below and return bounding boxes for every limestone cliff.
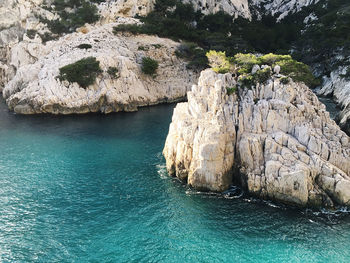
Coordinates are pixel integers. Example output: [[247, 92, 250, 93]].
[[98, 0, 155, 22], [3, 19, 197, 114], [183, 0, 318, 19], [0, 0, 53, 91], [163, 69, 350, 207]]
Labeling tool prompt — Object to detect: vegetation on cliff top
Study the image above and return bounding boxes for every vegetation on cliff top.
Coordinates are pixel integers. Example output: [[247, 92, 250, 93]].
[[206, 51, 319, 88]]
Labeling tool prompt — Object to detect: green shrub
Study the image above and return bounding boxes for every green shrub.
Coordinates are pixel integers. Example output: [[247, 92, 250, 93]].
[[77, 43, 92, 49], [42, 0, 100, 35], [107, 67, 119, 79], [206, 50, 231, 73], [26, 29, 37, 39], [58, 57, 102, 88], [226, 87, 237, 95], [280, 76, 290, 84], [113, 24, 142, 35], [239, 74, 255, 88], [152, 44, 162, 49], [141, 57, 159, 76], [257, 53, 291, 66], [138, 46, 149, 51], [277, 59, 320, 87], [254, 67, 272, 84], [39, 32, 57, 43], [233, 53, 259, 73]]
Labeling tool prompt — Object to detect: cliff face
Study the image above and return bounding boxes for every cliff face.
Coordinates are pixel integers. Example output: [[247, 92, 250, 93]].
[[250, 0, 319, 20], [163, 69, 350, 207], [0, 0, 52, 91], [3, 19, 197, 114], [182, 0, 318, 19], [98, 0, 155, 22]]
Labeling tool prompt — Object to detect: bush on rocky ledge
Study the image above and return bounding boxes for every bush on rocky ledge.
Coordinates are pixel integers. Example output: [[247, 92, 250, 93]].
[[107, 67, 119, 79], [141, 57, 159, 77], [77, 43, 92, 49], [206, 52, 320, 88], [58, 57, 102, 88]]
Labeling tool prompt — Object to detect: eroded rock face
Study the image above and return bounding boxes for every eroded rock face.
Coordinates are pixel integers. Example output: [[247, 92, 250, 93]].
[[0, 0, 55, 91], [98, 0, 155, 23], [3, 19, 198, 114], [163, 69, 350, 207], [183, 0, 250, 18], [251, 0, 320, 20]]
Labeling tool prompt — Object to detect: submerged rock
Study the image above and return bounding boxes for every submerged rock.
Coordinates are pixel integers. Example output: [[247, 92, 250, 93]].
[[163, 69, 350, 207], [3, 19, 198, 114]]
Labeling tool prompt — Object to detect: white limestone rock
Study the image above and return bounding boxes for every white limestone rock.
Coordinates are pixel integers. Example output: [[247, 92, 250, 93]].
[[163, 69, 350, 207], [183, 0, 250, 18], [273, 65, 280, 74], [98, 0, 155, 23], [251, 0, 320, 21], [0, 0, 55, 91], [182, 0, 319, 20], [251, 65, 260, 74], [3, 20, 198, 114]]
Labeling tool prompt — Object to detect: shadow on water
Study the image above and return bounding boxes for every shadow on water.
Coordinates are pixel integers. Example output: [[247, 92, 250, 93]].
[[0, 97, 177, 139]]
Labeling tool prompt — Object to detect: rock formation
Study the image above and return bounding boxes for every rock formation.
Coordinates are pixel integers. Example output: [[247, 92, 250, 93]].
[[3, 19, 197, 114], [98, 0, 155, 23], [0, 0, 153, 91], [0, 0, 53, 91], [183, 0, 319, 19], [163, 69, 350, 207], [251, 0, 320, 20]]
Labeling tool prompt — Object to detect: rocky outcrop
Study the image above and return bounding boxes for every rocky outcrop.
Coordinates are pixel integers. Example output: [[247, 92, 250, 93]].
[[183, 0, 319, 19], [98, 0, 155, 23], [183, 0, 250, 18], [251, 0, 320, 21], [0, 0, 55, 91], [0, 0, 155, 91], [163, 69, 350, 207], [3, 19, 197, 114], [98, 0, 320, 20]]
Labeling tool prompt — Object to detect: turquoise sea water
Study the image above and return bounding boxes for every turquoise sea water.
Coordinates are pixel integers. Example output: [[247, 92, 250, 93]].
[[0, 100, 350, 263]]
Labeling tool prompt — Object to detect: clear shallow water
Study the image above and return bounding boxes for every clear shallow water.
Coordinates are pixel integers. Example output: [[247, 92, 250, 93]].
[[0, 100, 350, 263]]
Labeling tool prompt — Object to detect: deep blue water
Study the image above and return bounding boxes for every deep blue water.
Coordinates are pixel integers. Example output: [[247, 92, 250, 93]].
[[1, 100, 350, 263]]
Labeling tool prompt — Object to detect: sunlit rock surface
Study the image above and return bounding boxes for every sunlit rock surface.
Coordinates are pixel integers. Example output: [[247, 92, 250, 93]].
[[164, 69, 350, 207]]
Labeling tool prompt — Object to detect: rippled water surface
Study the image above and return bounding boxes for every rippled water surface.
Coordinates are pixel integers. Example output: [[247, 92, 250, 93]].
[[1, 100, 350, 263]]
